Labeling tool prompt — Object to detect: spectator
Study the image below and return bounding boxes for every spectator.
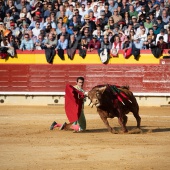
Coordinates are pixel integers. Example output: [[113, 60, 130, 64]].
[[93, 5, 100, 19], [9, 21, 20, 37], [13, 37, 21, 50], [20, 7, 32, 23], [143, 36, 156, 49], [123, 11, 131, 25], [156, 29, 168, 44], [124, 22, 133, 36], [35, 34, 46, 50], [67, 34, 78, 60], [89, 10, 96, 22], [20, 33, 34, 50], [156, 16, 165, 30], [79, 3, 88, 21], [111, 35, 122, 56], [153, 23, 160, 35], [100, 35, 111, 54], [134, 0, 142, 13], [157, 36, 168, 50], [129, 5, 138, 18], [112, 8, 122, 24], [129, 28, 135, 41], [66, 4, 74, 20], [27, 29, 37, 44], [32, 21, 42, 38], [15, 0, 31, 12], [119, 0, 129, 16], [132, 35, 144, 49], [82, 14, 96, 33], [138, 28, 147, 42], [96, 28, 104, 42], [44, 33, 57, 63], [104, 3, 112, 19], [161, 10, 170, 24], [147, 28, 157, 43], [9, 6, 20, 22], [56, 22, 62, 35], [98, 1, 104, 12], [136, 22, 148, 36], [44, 3, 53, 19], [93, 25, 104, 36], [43, 17, 56, 30], [108, 0, 118, 14], [88, 35, 101, 52], [122, 35, 132, 58], [107, 16, 115, 30], [131, 16, 140, 29], [58, 26, 70, 40], [144, 17, 153, 29]]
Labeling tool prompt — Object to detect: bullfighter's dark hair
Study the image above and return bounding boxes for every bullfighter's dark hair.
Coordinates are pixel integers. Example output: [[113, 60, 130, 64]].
[[77, 77, 84, 82]]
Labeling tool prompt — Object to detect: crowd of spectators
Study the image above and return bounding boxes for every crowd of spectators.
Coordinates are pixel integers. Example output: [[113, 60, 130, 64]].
[[0, 0, 169, 61]]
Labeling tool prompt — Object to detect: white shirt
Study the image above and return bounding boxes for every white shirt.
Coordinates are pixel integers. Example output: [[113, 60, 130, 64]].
[[32, 27, 41, 37], [156, 33, 168, 44]]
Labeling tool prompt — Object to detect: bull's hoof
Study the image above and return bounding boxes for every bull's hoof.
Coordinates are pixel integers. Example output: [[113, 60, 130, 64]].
[[110, 129, 118, 134]]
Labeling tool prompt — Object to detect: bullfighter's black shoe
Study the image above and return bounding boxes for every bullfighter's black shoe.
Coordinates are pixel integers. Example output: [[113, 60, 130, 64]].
[[59, 122, 66, 130], [50, 121, 57, 130]]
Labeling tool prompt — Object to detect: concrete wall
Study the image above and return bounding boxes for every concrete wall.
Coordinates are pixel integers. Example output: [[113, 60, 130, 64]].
[[0, 94, 170, 107]]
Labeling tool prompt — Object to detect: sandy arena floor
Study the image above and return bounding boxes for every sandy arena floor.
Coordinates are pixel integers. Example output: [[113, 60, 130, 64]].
[[0, 105, 170, 170]]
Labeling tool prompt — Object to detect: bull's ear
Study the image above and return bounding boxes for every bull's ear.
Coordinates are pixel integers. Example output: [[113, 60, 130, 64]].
[[99, 86, 107, 94]]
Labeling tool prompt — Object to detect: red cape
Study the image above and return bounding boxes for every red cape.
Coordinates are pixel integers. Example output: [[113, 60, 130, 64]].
[[65, 84, 85, 123]]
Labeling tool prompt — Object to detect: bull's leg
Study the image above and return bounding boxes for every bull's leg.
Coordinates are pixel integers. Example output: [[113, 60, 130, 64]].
[[118, 115, 128, 133], [100, 116, 117, 134], [132, 106, 141, 128]]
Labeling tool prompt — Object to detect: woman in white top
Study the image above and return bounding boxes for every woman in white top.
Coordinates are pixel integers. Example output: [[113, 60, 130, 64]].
[[20, 7, 32, 22]]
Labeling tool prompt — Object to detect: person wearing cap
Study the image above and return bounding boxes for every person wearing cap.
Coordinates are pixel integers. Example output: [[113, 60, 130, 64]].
[[9, 21, 20, 37], [144, 17, 153, 29], [112, 8, 122, 24], [152, 23, 161, 35], [156, 28, 168, 44], [67, 22, 74, 35], [82, 14, 96, 33], [103, 25, 111, 36], [156, 16, 165, 30], [88, 35, 101, 52]]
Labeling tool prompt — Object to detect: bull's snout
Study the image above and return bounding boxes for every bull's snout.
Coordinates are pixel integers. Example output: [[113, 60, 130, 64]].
[[92, 98, 100, 107]]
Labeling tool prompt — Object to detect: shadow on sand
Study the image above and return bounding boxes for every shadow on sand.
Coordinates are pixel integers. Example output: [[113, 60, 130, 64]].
[[83, 126, 170, 134]]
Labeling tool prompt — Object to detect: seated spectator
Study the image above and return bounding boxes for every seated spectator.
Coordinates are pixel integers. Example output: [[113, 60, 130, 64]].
[[122, 36, 132, 58], [44, 4, 53, 19], [67, 22, 74, 35], [89, 10, 96, 22], [129, 5, 138, 18], [156, 16, 165, 30], [144, 17, 153, 29], [132, 35, 144, 49], [58, 26, 70, 40], [20, 33, 34, 51], [3, 11, 11, 29], [93, 25, 104, 36], [161, 9, 170, 24], [79, 36, 88, 58], [79, 4, 88, 21], [35, 34, 46, 50], [136, 22, 148, 36], [82, 14, 96, 33], [124, 22, 133, 36], [44, 33, 57, 63], [100, 35, 111, 53], [118, 31, 126, 42], [107, 16, 115, 30], [72, 27, 81, 43], [156, 29, 168, 44], [27, 29, 37, 44], [56, 22, 63, 35], [143, 36, 156, 49], [103, 25, 111, 36], [147, 28, 157, 43], [67, 34, 78, 60], [153, 23, 160, 35], [96, 29, 104, 42], [138, 28, 147, 42], [9, 6, 20, 22], [13, 37, 21, 50], [20, 21, 29, 35], [111, 35, 122, 57], [81, 29, 92, 43], [66, 4, 74, 20], [123, 11, 131, 25], [104, 3, 112, 19], [129, 28, 135, 41], [93, 5, 100, 19], [56, 35, 68, 50], [32, 22, 42, 38], [88, 35, 101, 52], [112, 8, 122, 24], [43, 17, 57, 30], [20, 6, 32, 23], [9, 21, 20, 37], [157, 36, 168, 50]]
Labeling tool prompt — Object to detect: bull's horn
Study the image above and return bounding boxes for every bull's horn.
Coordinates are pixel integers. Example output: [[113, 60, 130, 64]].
[[91, 104, 94, 108], [88, 101, 92, 106], [99, 86, 107, 94]]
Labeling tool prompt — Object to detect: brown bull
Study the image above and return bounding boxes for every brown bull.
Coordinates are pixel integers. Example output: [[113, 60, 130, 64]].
[[87, 85, 141, 133]]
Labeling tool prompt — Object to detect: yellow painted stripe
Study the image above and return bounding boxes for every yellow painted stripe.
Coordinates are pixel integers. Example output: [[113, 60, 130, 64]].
[[0, 53, 162, 64]]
